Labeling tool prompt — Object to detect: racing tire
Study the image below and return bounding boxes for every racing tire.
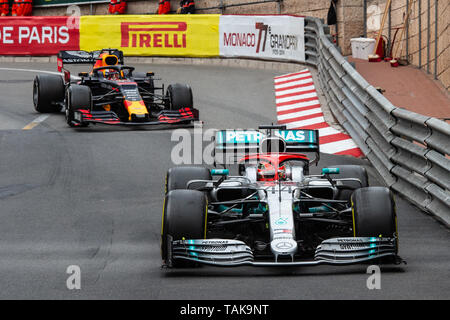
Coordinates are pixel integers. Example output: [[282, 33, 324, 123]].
[[161, 189, 208, 267], [166, 83, 193, 110], [329, 164, 368, 200], [351, 187, 399, 263], [165, 166, 212, 194], [33, 74, 64, 113], [351, 187, 398, 239], [65, 85, 92, 127]]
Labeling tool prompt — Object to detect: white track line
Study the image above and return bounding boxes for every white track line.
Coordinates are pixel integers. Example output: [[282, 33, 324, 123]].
[[0, 68, 80, 80]]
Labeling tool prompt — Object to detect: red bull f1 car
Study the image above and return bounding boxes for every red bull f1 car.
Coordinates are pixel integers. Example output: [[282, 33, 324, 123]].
[[162, 125, 402, 268], [32, 49, 199, 127]]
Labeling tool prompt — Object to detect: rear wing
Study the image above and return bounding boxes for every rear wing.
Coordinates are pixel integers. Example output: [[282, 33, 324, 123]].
[[214, 125, 320, 165], [57, 49, 124, 72]]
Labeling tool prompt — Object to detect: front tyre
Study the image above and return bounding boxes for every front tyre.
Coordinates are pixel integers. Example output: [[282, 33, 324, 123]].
[[161, 190, 208, 267], [33, 74, 64, 113], [166, 83, 193, 110], [351, 187, 398, 240], [165, 166, 212, 194], [65, 85, 92, 127]]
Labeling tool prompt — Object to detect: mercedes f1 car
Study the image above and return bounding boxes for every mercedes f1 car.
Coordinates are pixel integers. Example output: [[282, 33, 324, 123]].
[[33, 49, 199, 127], [161, 125, 402, 268]]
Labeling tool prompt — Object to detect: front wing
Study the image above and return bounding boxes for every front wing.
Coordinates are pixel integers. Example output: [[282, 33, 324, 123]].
[[166, 237, 403, 267], [72, 107, 199, 126]]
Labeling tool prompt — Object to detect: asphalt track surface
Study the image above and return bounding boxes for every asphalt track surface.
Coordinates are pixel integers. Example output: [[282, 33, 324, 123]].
[[0, 62, 448, 300]]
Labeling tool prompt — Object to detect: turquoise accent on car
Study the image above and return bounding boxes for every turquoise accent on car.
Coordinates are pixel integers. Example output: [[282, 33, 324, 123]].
[[309, 206, 331, 213], [217, 205, 242, 214], [322, 167, 340, 174], [211, 169, 229, 176]]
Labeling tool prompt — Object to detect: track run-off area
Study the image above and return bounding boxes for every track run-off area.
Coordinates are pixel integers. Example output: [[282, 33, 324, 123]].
[[0, 62, 448, 299]]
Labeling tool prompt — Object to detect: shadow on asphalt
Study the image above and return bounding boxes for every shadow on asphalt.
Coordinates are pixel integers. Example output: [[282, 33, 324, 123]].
[[161, 265, 406, 278]]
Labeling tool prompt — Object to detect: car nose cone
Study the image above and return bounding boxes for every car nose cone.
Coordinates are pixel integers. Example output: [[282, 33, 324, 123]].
[[270, 238, 298, 256]]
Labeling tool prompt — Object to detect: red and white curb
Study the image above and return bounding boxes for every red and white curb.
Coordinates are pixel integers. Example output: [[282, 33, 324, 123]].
[[274, 69, 363, 157]]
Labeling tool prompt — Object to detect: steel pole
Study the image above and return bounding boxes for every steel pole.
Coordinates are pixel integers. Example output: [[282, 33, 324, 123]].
[[418, 0, 422, 68]]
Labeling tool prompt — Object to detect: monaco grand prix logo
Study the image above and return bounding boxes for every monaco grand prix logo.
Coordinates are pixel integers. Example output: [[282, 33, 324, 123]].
[[222, 22, 299, 55], [120, 22, 187, 48]]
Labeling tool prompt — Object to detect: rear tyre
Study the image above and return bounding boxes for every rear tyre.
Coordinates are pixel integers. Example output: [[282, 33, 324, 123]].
[[166, 83, 193, 110], [65, 85, 92, 127], [161, 190, 208, 267], [33, 74, 64, 113], [329, 164, 368, 200], [165, 166, 211, 194], [351, 187, 398, 262]]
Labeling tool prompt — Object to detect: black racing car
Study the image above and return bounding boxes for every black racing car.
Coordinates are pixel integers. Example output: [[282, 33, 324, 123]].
[[33, 48, 199, 127]]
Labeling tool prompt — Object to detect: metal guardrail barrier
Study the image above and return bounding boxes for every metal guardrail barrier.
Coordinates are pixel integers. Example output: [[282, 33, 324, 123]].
[[303, 17, 450, 226]]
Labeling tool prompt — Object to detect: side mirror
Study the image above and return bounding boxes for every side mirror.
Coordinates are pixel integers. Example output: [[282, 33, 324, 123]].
[[146, 72, 154, 77], [78, 72, 89, 77]]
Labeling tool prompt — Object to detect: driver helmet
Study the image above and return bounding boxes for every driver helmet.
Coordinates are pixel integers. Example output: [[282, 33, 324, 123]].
[[257, 162, 276, 181], [257, 162, 288, 181], [103, 69, 120, 80]]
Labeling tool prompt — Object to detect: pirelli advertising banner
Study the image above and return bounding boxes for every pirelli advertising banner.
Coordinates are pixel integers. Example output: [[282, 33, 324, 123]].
[[79, 15, 220, 57], [219, 15, 305, 63]]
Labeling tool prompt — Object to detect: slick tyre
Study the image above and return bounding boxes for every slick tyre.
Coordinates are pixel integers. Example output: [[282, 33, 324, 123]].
[[351, 187, 397, 238], [33, 74, 64, 113], [329, 164, 368, 200], [65, 85, 92, 127], [166, 83, 193, 110], [351, 187, 398, 262], [161, 190, 208, 267], [165, 166, 212, 194]]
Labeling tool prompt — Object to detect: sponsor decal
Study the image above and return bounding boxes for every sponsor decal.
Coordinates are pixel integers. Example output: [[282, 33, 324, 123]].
[[121, 22, 187, 48], [221, 130, 264, 144], [273, 229, 292, 234], [336, 238, 371, 250], [80, 15, 220, 57], [219, 16, 305, 62], [274, 217, 288, 226], [217, 129, 315, 145], [199, 240, 230, 245]]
